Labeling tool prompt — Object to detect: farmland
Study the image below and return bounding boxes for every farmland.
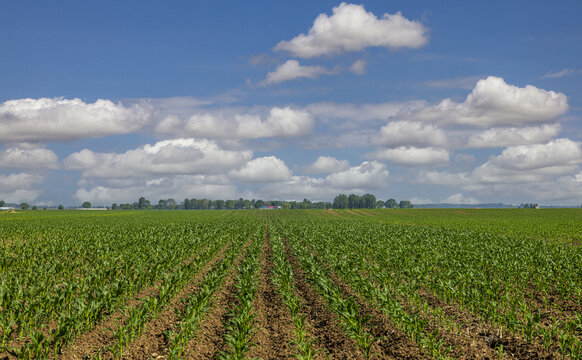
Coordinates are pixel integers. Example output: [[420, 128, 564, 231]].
[[1, 209, 581, 359]]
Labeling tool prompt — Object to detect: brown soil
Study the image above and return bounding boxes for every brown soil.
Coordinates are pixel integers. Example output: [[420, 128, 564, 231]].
[[58, 242, 227, 360], [184, 237, 254, 359], [120, 242, 234, 360], [308, 254, 430, 360], [283, 238, 366, 360], [522, 288, 582, 325], [414, 287, 557, 359], [246, 228, 295, 359]]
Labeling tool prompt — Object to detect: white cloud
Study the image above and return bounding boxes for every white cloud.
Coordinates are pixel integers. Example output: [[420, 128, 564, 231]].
[[371, 120, 448, 147], [258, 176, 328, 201], [542, 69, 582, 79], [274, 3, 428, 58], [262, 60, 335, 85], [410, 76, 569, 127], [229, 156, 291, 183], [409, 197, 433, 204], [0, 146, 59, 169], [64, 138, 252, 178], [304, 156, 350, 174], [326, 161, 389, 189], [466, 124, 561, 148], [307, 101, 425, 123], [259, 160, 389, 200], [442, 193, 479, 204], [350, 59, 366, 74], [74, 175, 238, 205], [484, 138, 581, 171], [155, 106, 314, 139], [370, 147, 449, 166], [416, 170, 470, 186], [0, 173, 44, 203], [0, 97, 152, 142]]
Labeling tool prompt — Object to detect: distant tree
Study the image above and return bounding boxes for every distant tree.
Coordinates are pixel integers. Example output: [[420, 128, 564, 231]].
[[226, 200, 235, 209], [122, 203, 131, 210], [348, 194, 360, 209], [362, 193, 376, 208], [20, 202, 30, 210], [158, 199, 168, 210], [255, 199, 265, 208], [32, 206, 38, 210], [138, 197, 150, 209], [333, 194, 349, 209], [0, 200, 5, 207], [385, 199, 397, 208], [376, 200, 385, 208], [58, 204, 64, 210], [399, 200, 413, 209], [111, 203, 118, 210], [82, 201, 91, 208], [215, 200, 225, 209], [166, 198, 177, 209]]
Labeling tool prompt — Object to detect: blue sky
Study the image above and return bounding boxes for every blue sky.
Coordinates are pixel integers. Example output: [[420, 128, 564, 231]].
[[1, 1, 581, 206]]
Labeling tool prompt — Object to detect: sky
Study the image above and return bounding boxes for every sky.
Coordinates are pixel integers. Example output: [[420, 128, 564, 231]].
[[1, 1, 582, 206]]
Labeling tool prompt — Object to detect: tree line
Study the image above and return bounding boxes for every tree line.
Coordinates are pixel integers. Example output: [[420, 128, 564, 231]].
[[103, 194, 413, 210]]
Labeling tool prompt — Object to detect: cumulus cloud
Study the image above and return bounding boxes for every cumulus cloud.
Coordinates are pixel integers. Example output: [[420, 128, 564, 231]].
[[416, 170, 470, 186], [74, 175, 238, 204], [0, 97, 152, 142], [64, 138, 252, 178], [442, 193, 479, 204], [304, 156, 350, 174], [155, 107, 314, 139], [370, 147, 449, 166], [410, 76, 568, 127], [350, 59, 366, 74], [307, 101, 425, 123], [466, 124, 561, 148], [229, 156, 292, 183], [274, 3, 428, 58], [0, 173, 44, 202], [0, 146, 59, 169], [371, 120, 448, 147], [262, 60, 336, 85], [326, 161, 389, 189], [480, 138, 581, 172], [259, 160, 389, 200]]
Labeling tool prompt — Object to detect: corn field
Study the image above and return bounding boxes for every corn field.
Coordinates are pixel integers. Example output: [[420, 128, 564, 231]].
[[0, 209, 581, 359]]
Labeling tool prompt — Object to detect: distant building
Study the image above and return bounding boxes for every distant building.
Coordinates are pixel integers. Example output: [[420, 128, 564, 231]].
[[0, 207, 14, 210], [76, 207, 108, 211]]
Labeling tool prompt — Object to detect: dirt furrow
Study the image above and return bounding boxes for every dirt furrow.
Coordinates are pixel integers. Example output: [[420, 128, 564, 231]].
[[283, 238, 365, 360], [57, 244, 217, 360], [247, 229, 295, 360], [416, 287, 557, 359], [120, 242, 234, 360], [184, 237, 254, 359]]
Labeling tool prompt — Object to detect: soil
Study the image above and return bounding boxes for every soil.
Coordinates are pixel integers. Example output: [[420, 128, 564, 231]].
[[121, 242, 234, 360], [247, 228, 296, 359], [58, 242, 228, 360], [184, 237, 254, 359], [283, 238, 367, 360]]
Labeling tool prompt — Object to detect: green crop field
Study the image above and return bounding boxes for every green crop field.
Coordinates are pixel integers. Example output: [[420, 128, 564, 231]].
[[0, 209, 581, 359]]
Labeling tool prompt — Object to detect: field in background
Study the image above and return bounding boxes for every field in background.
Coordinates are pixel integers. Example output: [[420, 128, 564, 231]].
[[1, 209, 581, 359]]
